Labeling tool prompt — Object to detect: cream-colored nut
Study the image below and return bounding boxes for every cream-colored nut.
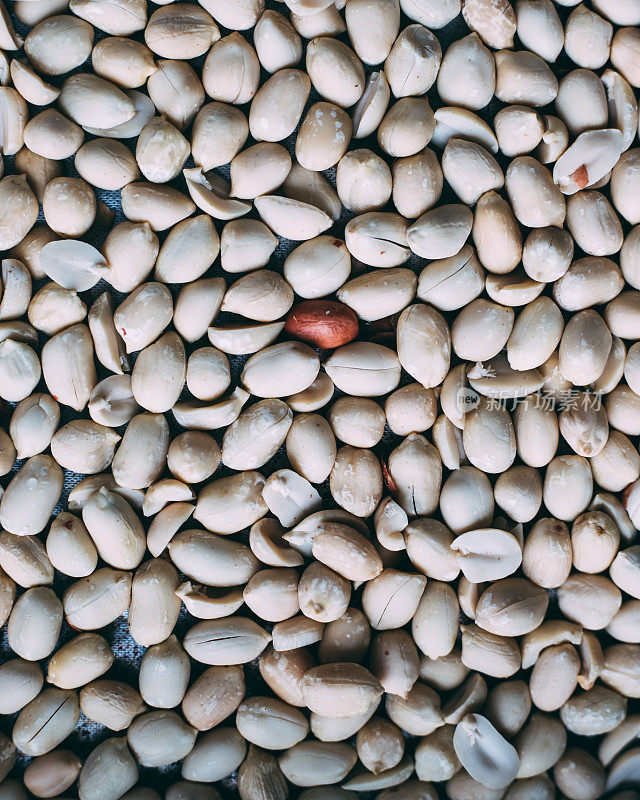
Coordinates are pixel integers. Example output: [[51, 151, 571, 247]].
[[91, 36, 156, 88], [128, 558, 181, 646], [173, 279, 224, 345], [146, 60, 204, 129], [495, 49, 558, 105], [111, 412, 169, 490], [605, 290, 640, 340], [297, 561, 350, 623], [13, 688, 80, 758], [182, 727, 246, 784], [295, 101, 352, 172], [80, 681, 144, 732], [137, 634, 190, 710], [352, 71, 391, 139], [432, 105, 498, 154], [507, 296, 563, 370], [254, 194, 332, 241], [0, 531, 53, 588], [515, 0, 564, 62], [24, 15, 93, 75], [58, 73, 135, 130], [82, 487, 145, 570], [287, 371, 334, 412], [0, 174, 38, 250], [436, 33, 495, 110], [121, 182, 196, 231], [356, 717, 404, 775], [505, 156, 565, 227], [601, 73, 639, 161], [593, 335, 626, 395], [566, 191, 622, 257], [0, 454, 62, 537], [400, 0, 460, 28], [185, 347, 229, 402], [495, 105, 544, 157], [13, 147, 63, 203], [385, 383, 437, 438], [558, 573, 622, 630], [113, 282, 172, 353], [200, 32, 258, 105], [279, 741, 357, 788], [337, 267, 415, 322], [543, 454, 593, 521], [472, 190, 522, 274], [262, 469, 321, 528], [564, 4, 612, 68], [81, 88, 154, 140], [558, 391, 609, 458], [50, 420, 119, 475], [396, 303, 450, 389], [193, 470, 267, 536], [521, 517, 571, 588], [9, 393, 58, 460], [10, 59, 59, 106], [0, 88, 27, 156], [369, 630, 419, 699], [0, 659, 43, 716], [610, 149, 640, 225], [590, 430, 640, 492], [135, 116, 189, 184], [452, 528, 522, 583], [443, 139, 503, 206], [228, 143, 290, 202], [240, 342, 318, 398], [384, 23, 441, 98], [560, 686, 627, 737], [328, 397, 385, 449], [7, 587, 62, 662], [329, 447, 383, 518], [69, 0, 146, 35], [556, 68, 608, 136], [283, 236, 350, 299], [191, 101, 248, 170], [23, 109, 84, 161], [536, 114, 569, 163], [249, 69, 311, 142], [42, 176, 95, 237], [46, 511, 97, 579], [131, 332, 185, 413], [463, 0, 515, 48], [166, 431, 219, 485], [385, 681, 443, 736], [0, 337, 40, 403], [407, 204, 473, 260], [460, 624, 521, 678], [610, 545, 640, 599], [440, 466, 493, 534], [325, 342, 400, 397], [554, 256, 624, 312], [305, 36, 364, 107], [453, 714, 519, 790], [145, 3, 218, 60], [462, 398, 516, 474], [494, 466, 542, 524], [89, 375, 140, 429], [87, 292, 127, 375], [335, 149, 392, 214], [377, 97, 435, 158], [388, 433, 442, 516], [405, 518, 459, 581], [75, 138, 140, 191], [254, 10, 302, 73], [285, 413, 336, 485], [412, 580, 458, 660], [559, 309, 612, 386], [344, 0, 399, 65], [611, 26, 640, 87], [183, 617, 271, 666], [169, 529, 258, 588], [101, 220, 158, 293], [391, 149, 442, 219], [183, 167, 250, 220], [474, 577, 548, 637], [451, 298, 514, 361]]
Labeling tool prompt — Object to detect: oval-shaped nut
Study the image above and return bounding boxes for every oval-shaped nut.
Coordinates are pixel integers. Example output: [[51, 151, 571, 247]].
[[524, 522, 574, 586], [301, 663, 382, 719], [24, 109, 84, 160], [558, 573, 622, 630], [127, 710, 197, 768], [182, 666, 245, 731], [249, 69, 311, 142], [312, 523, 382, 582], [9, 393, 58, 460], [220, 399, 292, 471], [0, 659, 43, 715], [7, 586, 62, 661], [451, 528, 522, 583], [0, 531, 53, 588], [24, 16, 94, 76], [23, 750, 82, 798], [77, 739, 138, 800], [183, 617, 271, 665], [514, 713, 567, 779], [220, 219, 277, 274], [378, 97, 435, 158], [0, 455, 62, 537], [91, 37, 156, 88], [80, 680, 143, 731], [325, 342, 401, 397], [284, 236, 351, 299], [279, 741, 357, 787], [47, 633, 113, 690], [559, 309, 612, 386], [286, 413, 336, 485], [182, 728, 246, 782], [75, 138, 140, 191], [62, 568, 132, 630], [254, 10, 302, 73], [0, 174, 38, 249], [453, 714, 519, 790], [236, 697, 308, 750], [405, 518, 459, 581], [306, 37, 364, 107], [437, 33, 495, 110], [169, 529, 259, 586], [475, 578, 548, 637], [13, 688, 80, 757]]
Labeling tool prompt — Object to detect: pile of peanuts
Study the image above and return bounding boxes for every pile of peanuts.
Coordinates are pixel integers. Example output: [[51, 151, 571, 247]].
[[2, 0, 640, 797]]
